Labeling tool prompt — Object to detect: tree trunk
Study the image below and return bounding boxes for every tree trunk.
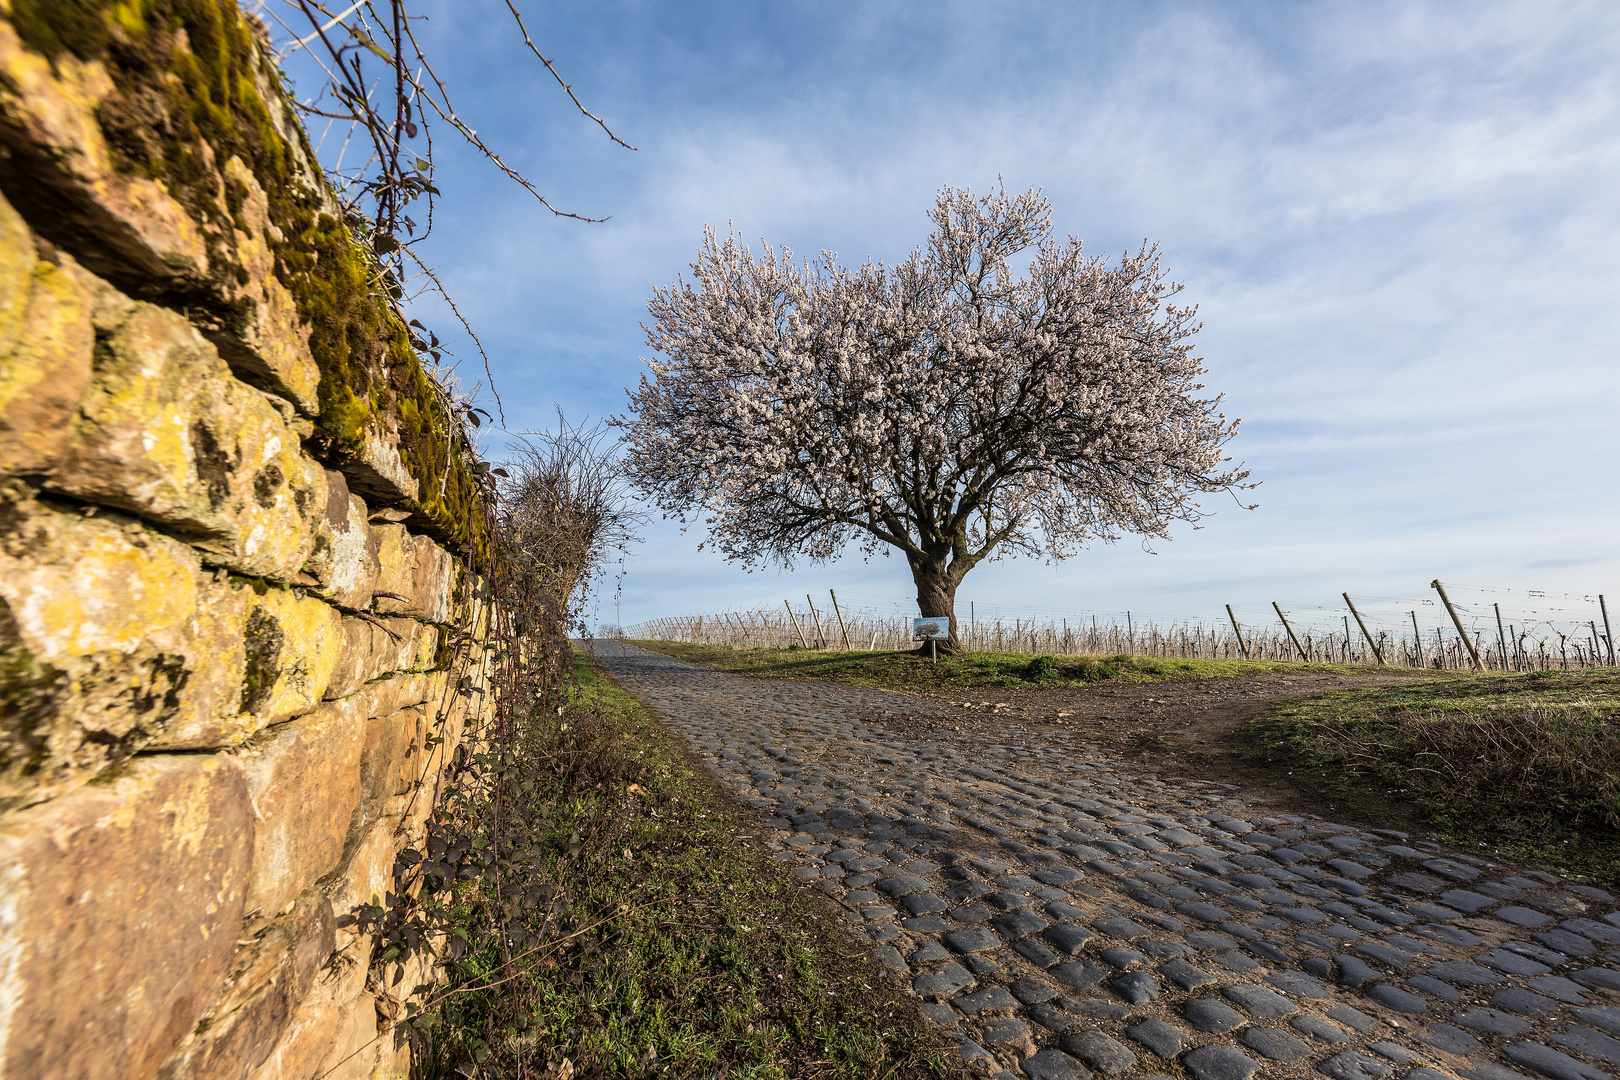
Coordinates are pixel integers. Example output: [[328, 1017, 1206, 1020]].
[[912, 557, 962, 653]]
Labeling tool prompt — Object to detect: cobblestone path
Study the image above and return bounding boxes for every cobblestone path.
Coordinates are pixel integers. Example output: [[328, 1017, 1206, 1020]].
[[590, 642, 1620, 1080]]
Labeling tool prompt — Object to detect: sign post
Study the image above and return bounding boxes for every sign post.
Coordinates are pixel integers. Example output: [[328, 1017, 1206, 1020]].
[[913, 617, 950, 665]]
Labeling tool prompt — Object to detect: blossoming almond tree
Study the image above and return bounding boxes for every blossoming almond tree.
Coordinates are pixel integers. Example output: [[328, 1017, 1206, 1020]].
[[619, 185, 1253, 651]]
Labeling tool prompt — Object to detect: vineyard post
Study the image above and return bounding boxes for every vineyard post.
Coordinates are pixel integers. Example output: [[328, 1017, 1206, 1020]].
[[805, 594, 827, 648], [1344, 593, 1385, 665], [1601, 595, 1615, 665], [785, 600, 810, 648], [829, 589, 853, 649], [1494, 603, 1511, 671], [1411, 610, 1423, 666], [1431, 580, 1484, 670], [1273, 602, 1309, 661], [1226, 604, 1248, 658]]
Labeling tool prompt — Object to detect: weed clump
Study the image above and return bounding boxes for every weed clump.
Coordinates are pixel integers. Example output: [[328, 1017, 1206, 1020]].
[[1023, 655, 1060, 682], [1065, 656, 1124, 682]]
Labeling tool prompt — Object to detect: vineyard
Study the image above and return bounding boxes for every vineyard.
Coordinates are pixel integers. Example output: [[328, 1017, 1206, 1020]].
[[622, 583, 1617, 671]]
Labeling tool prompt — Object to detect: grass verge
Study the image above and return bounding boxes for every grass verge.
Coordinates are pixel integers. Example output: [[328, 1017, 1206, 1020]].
[[427, 650, 954, 1079], [626, 640, 1364, 693], [1245, 669, 1620, 886]]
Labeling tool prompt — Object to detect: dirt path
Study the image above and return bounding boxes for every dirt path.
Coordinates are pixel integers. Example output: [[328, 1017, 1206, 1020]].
[[892, 671, 1434, 832]]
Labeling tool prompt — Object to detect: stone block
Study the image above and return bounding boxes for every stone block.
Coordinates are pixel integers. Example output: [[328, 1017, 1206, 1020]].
[[359, 706, 427, 816], [145, 577, 345, 751], [0, 191, 98, 476], [0, 491, 347, 805], [0, 20, 212, 293], [314, 991, 389, 1080], [226, 584, 348, 733], [0, 493, 220, 806], [0, 183, 34, 352], [347, 432, 421, 507], [209, 157, 321, 414], [0, 23, 325, 414], [325, 616, 440, 701], [0, 753, 252, 1080], [329, 816, 400, 923], [244, 935, 374, 1080], [371, 523, 454, 622], [242, 705, 367, 919], [155, 892, 337, 1080], [46, 293, 328, 582], [308, 470, 379, 610], [348, 670, 446, 729]]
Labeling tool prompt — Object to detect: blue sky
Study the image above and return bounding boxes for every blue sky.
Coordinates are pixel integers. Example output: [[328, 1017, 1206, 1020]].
[[272, 1, 1620, 639]]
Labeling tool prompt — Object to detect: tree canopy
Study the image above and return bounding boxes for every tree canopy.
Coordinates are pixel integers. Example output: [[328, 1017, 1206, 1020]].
[[620, 185, 1252, 646]]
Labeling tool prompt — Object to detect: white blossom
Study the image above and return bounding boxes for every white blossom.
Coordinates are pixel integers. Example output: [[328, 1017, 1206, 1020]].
[[618, 185, 1252, 642]]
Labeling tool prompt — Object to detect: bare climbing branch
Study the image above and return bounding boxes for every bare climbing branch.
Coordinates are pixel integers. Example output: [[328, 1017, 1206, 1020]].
[[502, 0, 638, 151]]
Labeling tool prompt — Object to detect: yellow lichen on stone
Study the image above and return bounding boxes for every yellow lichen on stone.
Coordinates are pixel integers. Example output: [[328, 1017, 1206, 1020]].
[[0, 488, 347, 804], [0, 490, 205, 807], [46, 292, 329, 581], [0, 181, 30, 348], [2, 493, 200, 662], [0, 190, 99, 477], [0, 18, 211, 283], [242, 584, 344, 728]]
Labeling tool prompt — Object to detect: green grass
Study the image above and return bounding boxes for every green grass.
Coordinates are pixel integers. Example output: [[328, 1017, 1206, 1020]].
[[627, 640, 1364, 694], [427, 652, 953, 1079], [1246, 669, 1620, 886]]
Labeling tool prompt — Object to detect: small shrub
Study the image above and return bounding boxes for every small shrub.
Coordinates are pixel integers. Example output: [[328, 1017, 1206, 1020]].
[[1023, 655, 1061, 682], [1067, 658, 1121, 682]]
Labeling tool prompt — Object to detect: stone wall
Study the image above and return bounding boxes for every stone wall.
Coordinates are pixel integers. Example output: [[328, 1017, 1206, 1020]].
[[0, 3, 496, 1078]]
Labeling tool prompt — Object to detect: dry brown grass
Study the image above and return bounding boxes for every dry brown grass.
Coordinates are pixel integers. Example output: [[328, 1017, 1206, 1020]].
[[1249, 669, 1620, 883], [1310, 705, 1619, 828]]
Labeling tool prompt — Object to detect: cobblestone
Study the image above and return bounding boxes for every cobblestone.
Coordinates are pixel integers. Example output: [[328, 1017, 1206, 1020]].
[[591, 643, 1620, 1079]]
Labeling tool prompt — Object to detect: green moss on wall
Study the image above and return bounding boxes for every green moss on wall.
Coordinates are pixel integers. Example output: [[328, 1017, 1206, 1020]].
[[6, 0, 487, 555]]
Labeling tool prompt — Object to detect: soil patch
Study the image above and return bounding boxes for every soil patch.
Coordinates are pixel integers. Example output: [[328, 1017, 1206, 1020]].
[[897, 670, 1437, 830]]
